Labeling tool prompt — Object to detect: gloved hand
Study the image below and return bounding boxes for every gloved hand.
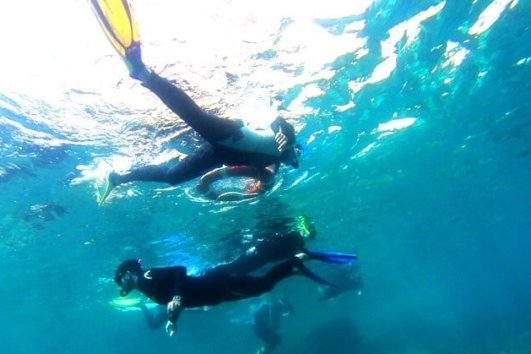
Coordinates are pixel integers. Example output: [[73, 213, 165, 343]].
[[275, 131, 288, 153]]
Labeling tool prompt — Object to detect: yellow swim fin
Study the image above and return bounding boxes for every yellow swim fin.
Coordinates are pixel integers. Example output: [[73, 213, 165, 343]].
[[89, 0, 140, 58]]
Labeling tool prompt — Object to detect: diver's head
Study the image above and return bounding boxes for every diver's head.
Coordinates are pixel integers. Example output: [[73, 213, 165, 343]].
[[114, 259, 142, 296]]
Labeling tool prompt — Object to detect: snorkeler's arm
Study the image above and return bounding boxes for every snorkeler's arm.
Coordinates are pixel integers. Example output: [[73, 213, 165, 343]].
[[245, 164, 278, 194], [164, 266, 187, 336], [165, 295, 183, 336]]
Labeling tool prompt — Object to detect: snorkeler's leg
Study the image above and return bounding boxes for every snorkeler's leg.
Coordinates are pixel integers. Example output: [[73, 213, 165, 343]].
[[217, 262, 294, 301], [98, 164, 169, 205], [120, 144, 219, 185], [119, 43, 241, 141], [208, 248, 269, 276], [142, 72, 243, 142], [223, 257, 334, 301], [90, 0, 242, 143], [98, 144, 220, 204], [163, 143, 221, 184], [112, 165, 172, 184], [124, 44, 151, 81]]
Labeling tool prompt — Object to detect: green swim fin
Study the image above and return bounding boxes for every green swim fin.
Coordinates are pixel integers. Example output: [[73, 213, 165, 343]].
[[89, 0, 140, 58], [97, 172, 118, 206]]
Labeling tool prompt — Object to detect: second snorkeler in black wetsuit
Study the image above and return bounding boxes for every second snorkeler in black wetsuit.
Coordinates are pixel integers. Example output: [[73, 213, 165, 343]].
[[210, 230, 309, 276], [115, 254, 336, 337], [98, 42, 300, 204], [210, 216, 356, 276]]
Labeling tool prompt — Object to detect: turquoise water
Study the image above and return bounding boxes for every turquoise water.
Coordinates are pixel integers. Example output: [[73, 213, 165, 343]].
[[1, 0, 531, 353]]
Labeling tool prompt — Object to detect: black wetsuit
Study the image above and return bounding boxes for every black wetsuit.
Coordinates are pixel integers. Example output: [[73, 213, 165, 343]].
[[211, 231, 306, 275], [115, 72, 294, 186], [136, 257, 303, 308]]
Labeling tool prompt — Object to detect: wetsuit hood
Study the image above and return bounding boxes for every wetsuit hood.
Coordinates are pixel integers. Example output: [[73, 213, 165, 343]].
[[115, 259, 143, 286]]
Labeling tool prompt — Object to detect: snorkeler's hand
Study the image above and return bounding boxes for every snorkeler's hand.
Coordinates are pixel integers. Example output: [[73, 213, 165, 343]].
[[165, 320, 176, 336], [168, 296, 182, 314], [245, 181, 262, 194], [166, 295, 182, 336], [275, 132, 288, 153]]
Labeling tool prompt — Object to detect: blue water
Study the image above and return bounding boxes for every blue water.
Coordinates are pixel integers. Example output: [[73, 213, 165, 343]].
[[1, 0, 531, 353]]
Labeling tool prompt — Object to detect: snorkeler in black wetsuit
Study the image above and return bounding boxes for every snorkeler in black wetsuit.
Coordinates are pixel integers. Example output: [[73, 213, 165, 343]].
[[133, 216, 357, 332], [114, 253, 349, 336], [95, 19, 300, 204], [89, 0, 301, 205], [210, 215, 356, 276], [210, 230, 309, 275]]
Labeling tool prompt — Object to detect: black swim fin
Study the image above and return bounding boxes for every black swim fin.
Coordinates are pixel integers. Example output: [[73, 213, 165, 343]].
[[304, 249, 357, 264]]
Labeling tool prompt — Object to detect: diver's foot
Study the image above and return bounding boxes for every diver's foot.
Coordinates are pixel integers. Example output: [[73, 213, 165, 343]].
[[295, 252, 309, 262], [291, 257, 337, 287], [290, 256, 305, 276], [124, 44, 151, 82], [98, 172, 120, 206]]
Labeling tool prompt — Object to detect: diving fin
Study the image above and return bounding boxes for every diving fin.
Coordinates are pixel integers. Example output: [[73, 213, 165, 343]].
[[304, 249, 357, 264], [89, 0, 150, 80], [89, 0, 140, 58], [97, 172, 118, 206]]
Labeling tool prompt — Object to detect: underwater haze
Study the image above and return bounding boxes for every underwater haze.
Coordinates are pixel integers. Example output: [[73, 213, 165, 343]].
[[1, 0, 531, 353]]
